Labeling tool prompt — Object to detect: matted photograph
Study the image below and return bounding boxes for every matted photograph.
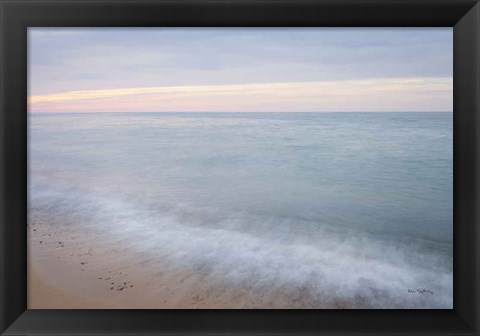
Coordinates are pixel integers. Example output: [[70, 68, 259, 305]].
[[27, 28, 453, 309]]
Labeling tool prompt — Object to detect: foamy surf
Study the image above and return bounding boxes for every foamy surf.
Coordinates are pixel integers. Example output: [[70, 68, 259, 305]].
[[29, 178, 452, 308]]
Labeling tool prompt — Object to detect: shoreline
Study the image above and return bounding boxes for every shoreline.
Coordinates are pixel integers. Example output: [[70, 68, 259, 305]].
[[28, 209, 451, 309], [28, 213, 321, 309]]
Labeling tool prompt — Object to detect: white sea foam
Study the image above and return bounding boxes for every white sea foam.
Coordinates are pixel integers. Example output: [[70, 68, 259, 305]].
[[30, 179, 453, 308]]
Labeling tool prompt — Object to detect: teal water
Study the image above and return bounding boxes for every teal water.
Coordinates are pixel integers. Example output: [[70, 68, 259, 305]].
[[29, 112, 453, 308]]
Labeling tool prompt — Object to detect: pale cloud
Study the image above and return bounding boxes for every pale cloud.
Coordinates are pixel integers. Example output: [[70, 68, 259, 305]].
[[29, 28, 453, 98], [29, 28, 452, 112], [29, 77, 452, 113]]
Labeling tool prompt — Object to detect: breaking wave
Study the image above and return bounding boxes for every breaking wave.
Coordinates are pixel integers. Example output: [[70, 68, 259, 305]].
[[29, 178, 453, 309]]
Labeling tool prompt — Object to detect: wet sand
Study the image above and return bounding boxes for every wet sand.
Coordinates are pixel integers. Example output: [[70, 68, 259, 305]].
[[28, 213, 327, 309]]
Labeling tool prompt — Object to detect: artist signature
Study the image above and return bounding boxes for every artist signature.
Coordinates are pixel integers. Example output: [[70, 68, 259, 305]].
[[408, 288, 434, 295]]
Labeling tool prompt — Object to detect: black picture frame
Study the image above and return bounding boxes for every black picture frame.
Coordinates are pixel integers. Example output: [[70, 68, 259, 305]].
[[1, 0, 479, 335]]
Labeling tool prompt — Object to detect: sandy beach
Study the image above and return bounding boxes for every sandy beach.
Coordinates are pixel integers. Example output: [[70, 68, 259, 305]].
[[28, 213, 325, 309]]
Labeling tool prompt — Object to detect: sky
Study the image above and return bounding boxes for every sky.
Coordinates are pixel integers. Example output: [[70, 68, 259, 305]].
[[28, 28, 452, 113]]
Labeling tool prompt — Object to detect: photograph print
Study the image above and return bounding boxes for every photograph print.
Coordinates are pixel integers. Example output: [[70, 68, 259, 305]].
[[28, 28, 453, 309]]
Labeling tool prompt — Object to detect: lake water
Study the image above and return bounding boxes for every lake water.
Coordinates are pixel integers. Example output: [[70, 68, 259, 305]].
[[29, 112, 453, 308]]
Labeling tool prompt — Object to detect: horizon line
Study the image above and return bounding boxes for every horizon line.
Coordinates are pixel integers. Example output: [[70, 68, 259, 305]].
[[28, 111, 454, 114]]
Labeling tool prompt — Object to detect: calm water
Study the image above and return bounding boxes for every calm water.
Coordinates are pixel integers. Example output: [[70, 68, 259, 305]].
[[29, 112, 453, 308]]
